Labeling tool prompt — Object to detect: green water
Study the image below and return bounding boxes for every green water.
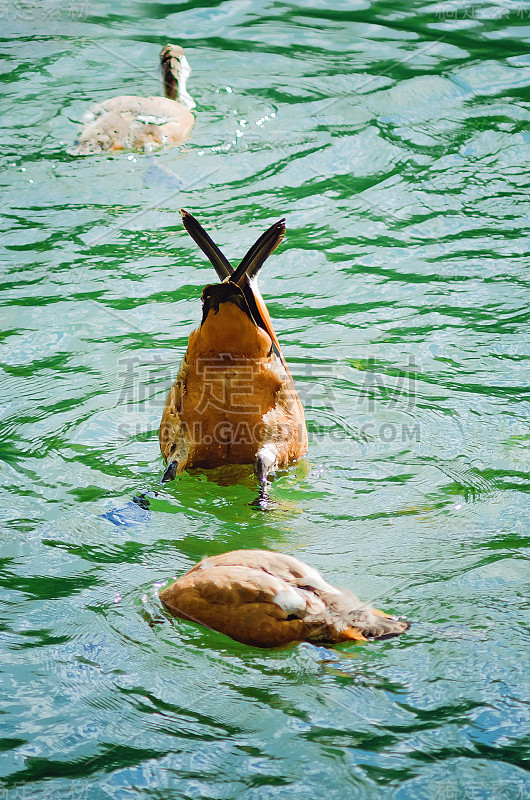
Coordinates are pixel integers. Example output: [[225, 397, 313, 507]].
[[1, 1, 529, 798]]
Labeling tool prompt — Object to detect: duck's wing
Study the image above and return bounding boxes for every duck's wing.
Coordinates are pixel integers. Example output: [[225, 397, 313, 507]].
[[188, 549, 295, 575], [159, 563, 325, 647], [159, 353, 190, 481], [194, 550, 339, 595], [165, 561, 303, 608]]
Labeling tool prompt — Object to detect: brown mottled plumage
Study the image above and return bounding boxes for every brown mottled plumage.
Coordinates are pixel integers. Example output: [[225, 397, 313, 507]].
[[72, 45, 194, 155], [159, 211, 308, 486], [159, 550, 410, 648]]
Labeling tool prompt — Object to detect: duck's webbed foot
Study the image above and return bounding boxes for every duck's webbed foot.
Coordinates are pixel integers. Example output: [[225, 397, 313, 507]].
[[132, 490, 158, 509], [255, 444, 278, 485], [160, 460, 178, 484], [251, 445, 279, 510], [250, 481, 278, 511]]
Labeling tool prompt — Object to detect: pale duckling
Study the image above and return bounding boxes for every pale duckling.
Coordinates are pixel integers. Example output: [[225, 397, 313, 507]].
[[159, 550, 410, 648], [72, 45, 195, 155]]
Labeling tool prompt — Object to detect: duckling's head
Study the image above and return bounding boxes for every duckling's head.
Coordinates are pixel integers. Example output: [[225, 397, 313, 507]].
[[160, 44, 195, 109]]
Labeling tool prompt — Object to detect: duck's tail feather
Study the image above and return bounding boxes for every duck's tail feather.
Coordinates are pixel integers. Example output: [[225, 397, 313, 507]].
[[232, 219, 286, 285], [181, 209, 233, 281]]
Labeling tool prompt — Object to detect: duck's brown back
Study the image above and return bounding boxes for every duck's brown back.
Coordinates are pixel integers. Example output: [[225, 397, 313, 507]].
[[160, 563, 310, 648], [159, 303, 307, 472]]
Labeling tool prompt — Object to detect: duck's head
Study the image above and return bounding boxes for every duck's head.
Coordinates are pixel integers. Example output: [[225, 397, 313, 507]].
[[160, 44, 195, 109], [182, 209, 285, 359]]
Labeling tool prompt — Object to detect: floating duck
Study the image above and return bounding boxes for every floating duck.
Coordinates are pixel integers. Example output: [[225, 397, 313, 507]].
[[72, 44, 195, 155], [159, 210, 308, 488], [159, 550, 410, 648]]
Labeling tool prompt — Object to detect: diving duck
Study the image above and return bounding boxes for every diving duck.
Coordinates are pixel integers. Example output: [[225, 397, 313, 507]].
[[159, 210, 308, 487], [159, 550, 410, 648], [72, 44, 195, 155]]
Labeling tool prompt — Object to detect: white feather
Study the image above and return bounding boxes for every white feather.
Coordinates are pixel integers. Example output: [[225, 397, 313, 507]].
[[297, 564, 341, 595], [273, 586, 307, 615]]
